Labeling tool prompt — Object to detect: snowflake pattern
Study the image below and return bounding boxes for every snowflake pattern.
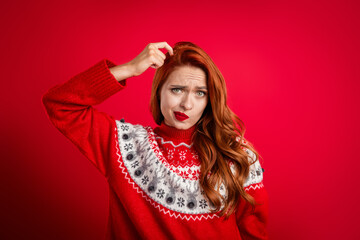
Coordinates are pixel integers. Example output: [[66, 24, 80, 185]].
[[167, 149, 174, 160], [120, 125, 129, 131], [141, 175, 149, 185], [131, 161, 139, 168], [156, 189, 165, 198], [199, 199, 208, 209], [179, 150, 187, 161], [177, 197, 185, 207], [124, 143, 133, 151], [256, 167, 262, 176], [191, 150, 199, 160]]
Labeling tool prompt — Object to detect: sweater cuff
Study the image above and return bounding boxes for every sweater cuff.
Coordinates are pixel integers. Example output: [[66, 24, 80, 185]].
[[85, 58, 127, 102]]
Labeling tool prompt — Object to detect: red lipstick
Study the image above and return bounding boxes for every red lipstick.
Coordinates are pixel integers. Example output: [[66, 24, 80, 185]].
[[174, 111, 189, 121]]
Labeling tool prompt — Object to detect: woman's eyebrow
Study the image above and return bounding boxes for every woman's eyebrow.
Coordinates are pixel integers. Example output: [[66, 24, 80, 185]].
[[196, 86, 208, 90], [170, 85, 186, 88], [170, 85, 207, 90]]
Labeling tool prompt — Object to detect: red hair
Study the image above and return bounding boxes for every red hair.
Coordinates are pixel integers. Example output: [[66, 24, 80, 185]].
[[150, 41, 261, 218]]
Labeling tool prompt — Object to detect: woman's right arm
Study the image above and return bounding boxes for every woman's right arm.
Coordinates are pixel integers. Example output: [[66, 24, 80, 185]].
[[42, 42, 173, 178], [42, 59, 128, 178]]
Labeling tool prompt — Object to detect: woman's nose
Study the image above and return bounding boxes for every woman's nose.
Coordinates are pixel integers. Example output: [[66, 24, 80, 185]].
[[180, 93, 193, 110]]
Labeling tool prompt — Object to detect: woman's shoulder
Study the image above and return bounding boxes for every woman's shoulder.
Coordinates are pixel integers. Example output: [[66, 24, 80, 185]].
[[114, 118, 159, 148], [242, 142, 265, 188]]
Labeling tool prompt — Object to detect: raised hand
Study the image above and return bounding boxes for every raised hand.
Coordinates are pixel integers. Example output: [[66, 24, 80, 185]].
[[128, 42, 174, 76], [110, 42, 174, 81]]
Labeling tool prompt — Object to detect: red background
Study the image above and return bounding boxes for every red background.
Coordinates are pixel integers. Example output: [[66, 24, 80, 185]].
[[2, 0, 359, 239]]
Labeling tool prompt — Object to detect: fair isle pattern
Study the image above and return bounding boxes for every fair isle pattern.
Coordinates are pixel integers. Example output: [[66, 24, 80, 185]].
[[243, 157, 264, 188], [113, 126, 219, 221], [114, 120, 264, 220], [115, 120, 224, 217], [155, 135, 200, 164], [147, 127, 200, 180], [227, 151, 264, 188]]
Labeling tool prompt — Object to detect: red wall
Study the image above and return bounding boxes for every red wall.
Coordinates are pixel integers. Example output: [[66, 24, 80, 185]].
[[2, 0, 359, 239]]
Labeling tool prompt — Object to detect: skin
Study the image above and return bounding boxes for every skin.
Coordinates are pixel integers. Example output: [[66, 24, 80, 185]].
[[159, 65, 208, 130]]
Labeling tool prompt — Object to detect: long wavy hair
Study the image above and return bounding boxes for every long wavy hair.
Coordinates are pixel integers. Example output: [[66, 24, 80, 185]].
[[150, 41, 261, 218]]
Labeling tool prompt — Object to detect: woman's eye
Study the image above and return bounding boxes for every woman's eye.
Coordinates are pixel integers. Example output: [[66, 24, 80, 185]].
[[196, 91, 206, 97], [171, 88, 182, 93]]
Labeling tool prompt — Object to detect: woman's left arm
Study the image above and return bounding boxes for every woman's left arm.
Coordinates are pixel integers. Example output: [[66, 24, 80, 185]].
[[236, 159, 269, 240], [236, 182, 269, 240]]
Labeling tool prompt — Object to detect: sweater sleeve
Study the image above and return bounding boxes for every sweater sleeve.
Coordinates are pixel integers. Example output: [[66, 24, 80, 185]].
[[42, 59, 126, 178], [236, 157, 269, 239]]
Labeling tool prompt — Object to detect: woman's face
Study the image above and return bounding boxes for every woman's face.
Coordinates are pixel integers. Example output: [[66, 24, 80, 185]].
[[159, 65, 208, 130]]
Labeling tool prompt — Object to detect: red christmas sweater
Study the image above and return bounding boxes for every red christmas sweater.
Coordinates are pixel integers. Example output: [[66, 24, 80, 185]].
[[42, 59, 269, 240]]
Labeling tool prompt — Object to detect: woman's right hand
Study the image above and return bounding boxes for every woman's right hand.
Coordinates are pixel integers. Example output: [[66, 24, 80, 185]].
[[127, 42, 174, 77]]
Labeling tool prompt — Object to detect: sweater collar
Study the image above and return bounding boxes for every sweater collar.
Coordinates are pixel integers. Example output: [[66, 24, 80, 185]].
[[153, 122, 196, 141]]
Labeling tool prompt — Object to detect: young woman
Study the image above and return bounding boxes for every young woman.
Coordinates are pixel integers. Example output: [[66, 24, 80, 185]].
[[42, 41, 269, 239]]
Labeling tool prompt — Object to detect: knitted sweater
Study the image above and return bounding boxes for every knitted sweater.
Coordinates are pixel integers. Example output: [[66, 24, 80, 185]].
[[42, 59, 269, 240]]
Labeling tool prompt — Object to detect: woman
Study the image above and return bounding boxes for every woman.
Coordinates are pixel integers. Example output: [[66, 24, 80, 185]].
[[42, 41, 269, 239]]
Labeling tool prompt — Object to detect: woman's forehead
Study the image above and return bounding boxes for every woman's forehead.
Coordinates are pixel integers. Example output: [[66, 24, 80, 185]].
[[166, 65, 207, 86]]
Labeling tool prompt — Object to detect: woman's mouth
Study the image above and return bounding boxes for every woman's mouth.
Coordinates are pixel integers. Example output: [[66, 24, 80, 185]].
[[174, 111, 189, 121]]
